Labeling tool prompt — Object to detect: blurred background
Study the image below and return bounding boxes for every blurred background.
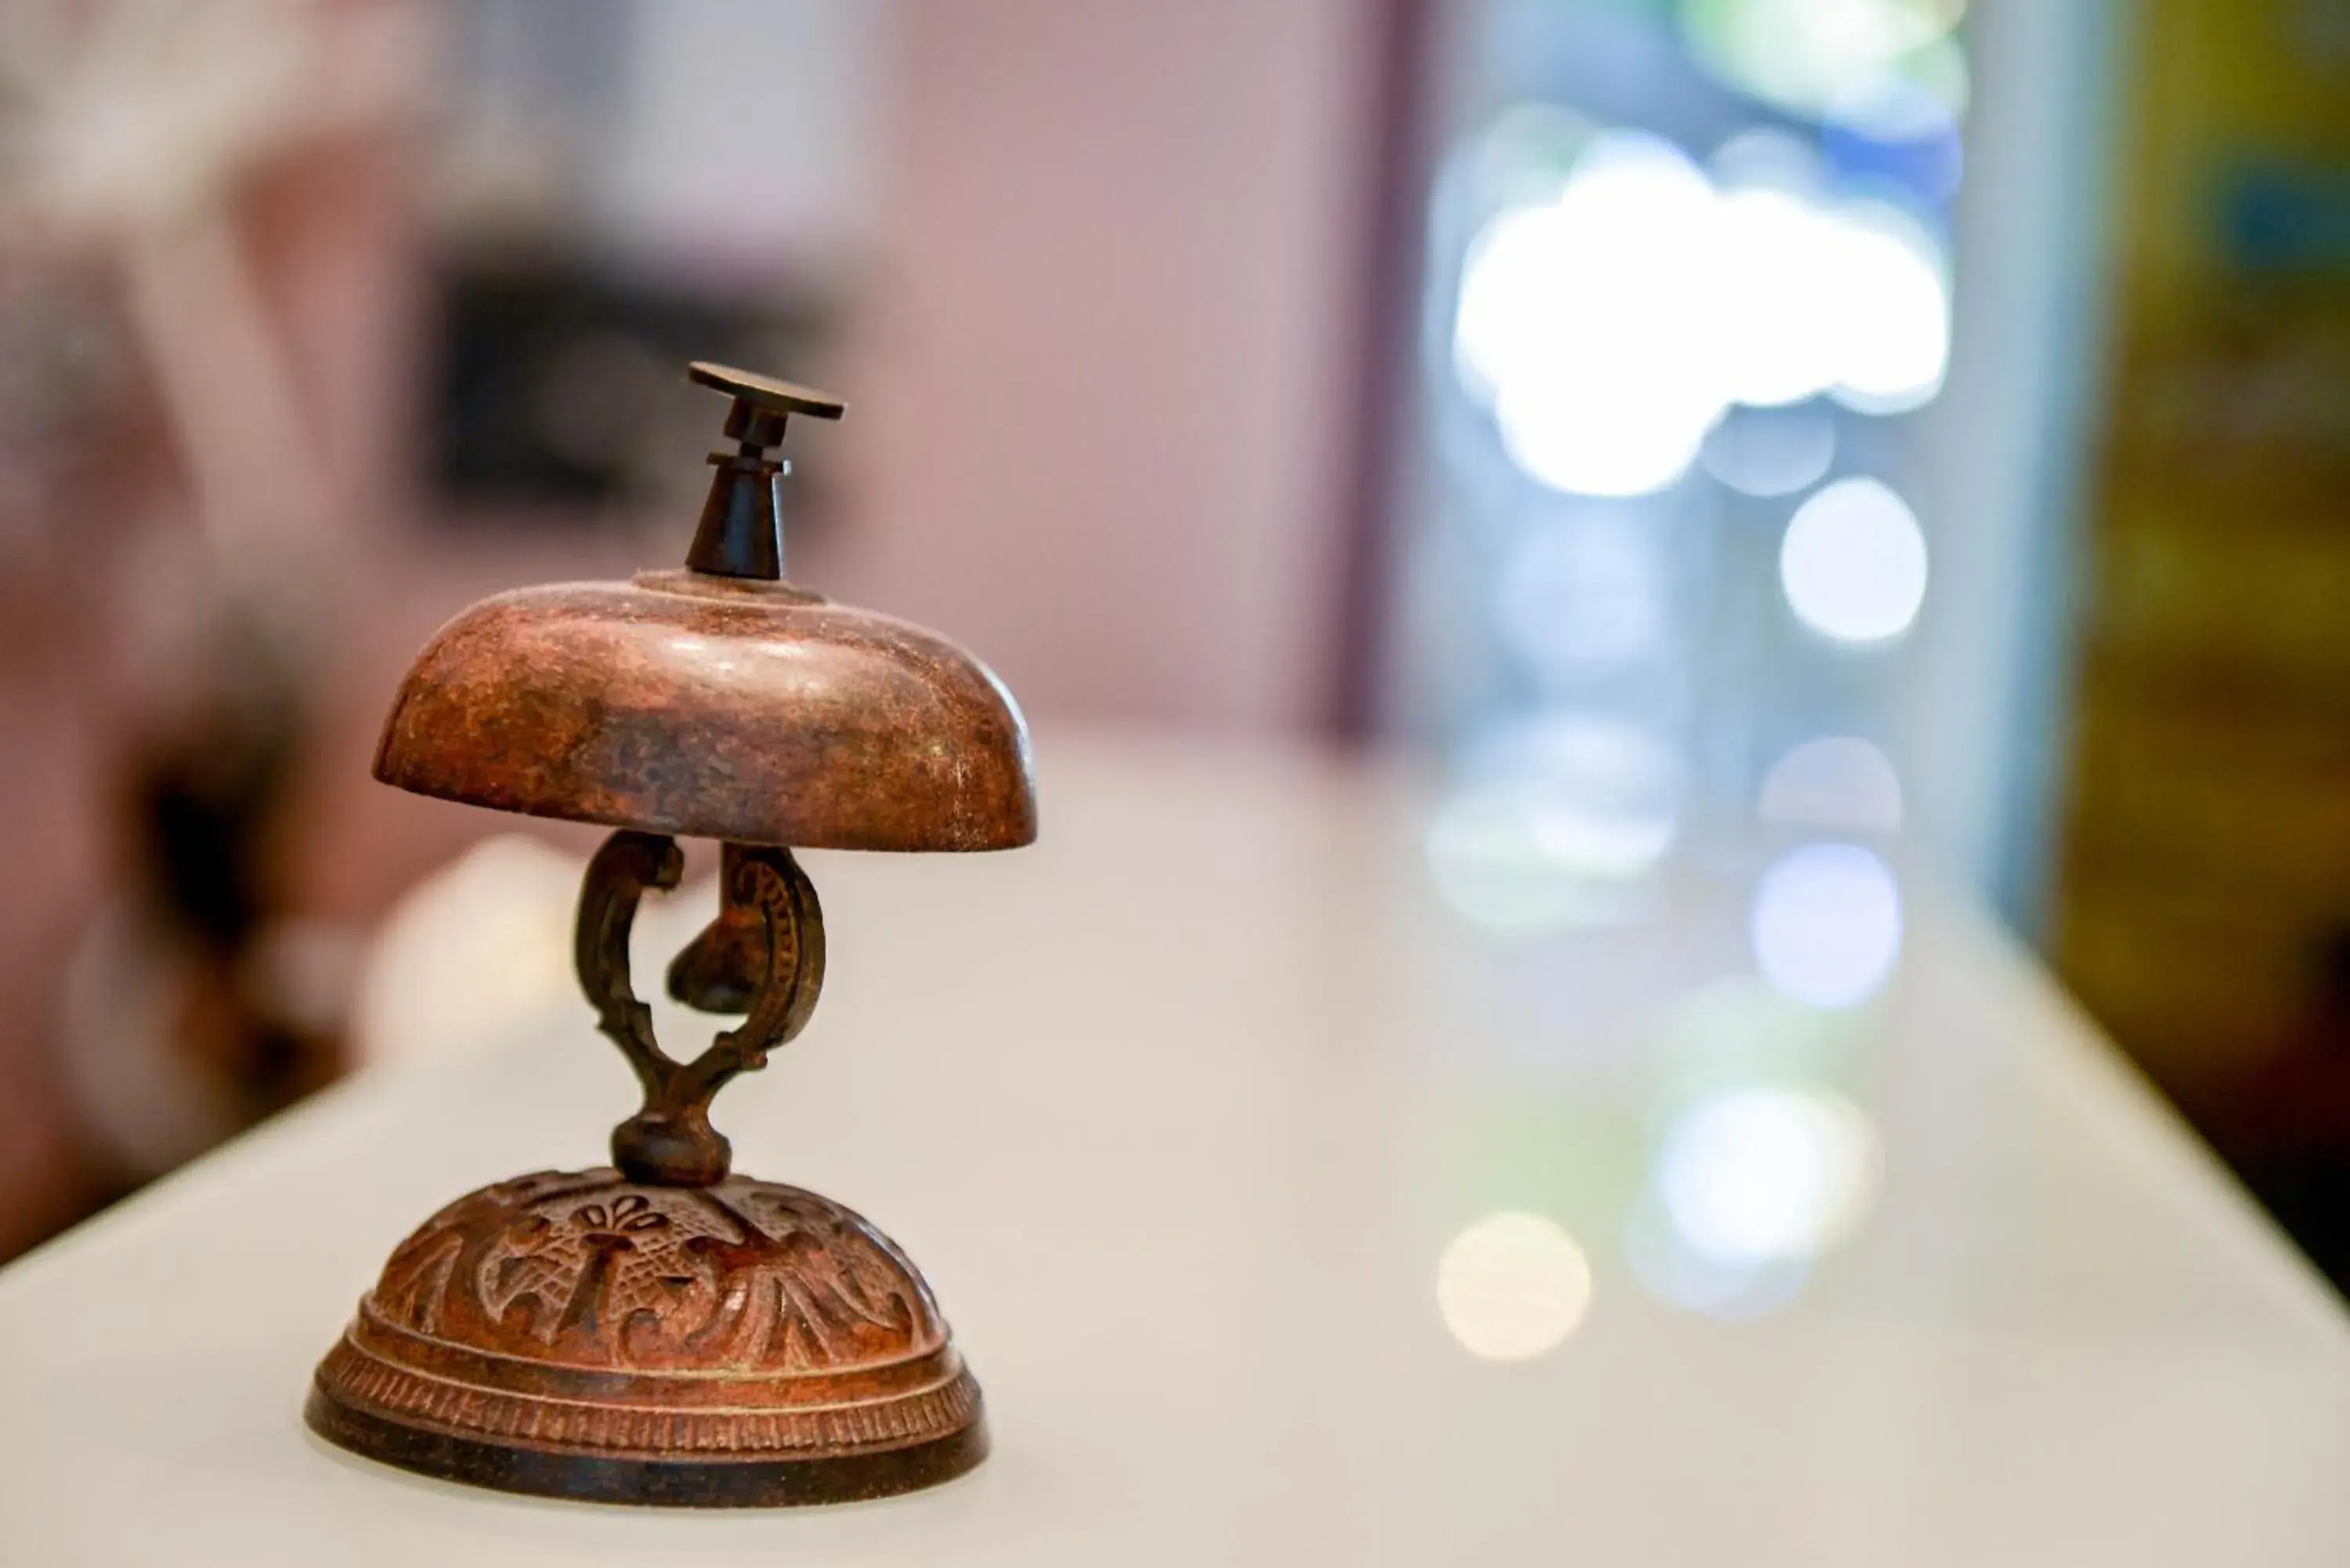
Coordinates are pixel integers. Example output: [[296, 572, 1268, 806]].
[[0, 0, 2345, 1291]]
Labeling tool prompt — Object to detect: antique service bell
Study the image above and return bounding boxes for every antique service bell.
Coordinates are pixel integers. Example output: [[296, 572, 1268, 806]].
[[307, 364, 1036, 1507]]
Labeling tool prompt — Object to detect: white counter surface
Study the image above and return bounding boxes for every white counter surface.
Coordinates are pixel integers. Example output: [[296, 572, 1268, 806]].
[[3, 735, 2345, 1565]]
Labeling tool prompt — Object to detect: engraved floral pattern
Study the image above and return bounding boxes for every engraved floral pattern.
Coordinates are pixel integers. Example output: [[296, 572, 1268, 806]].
[[366, 1171, 944, 1372]]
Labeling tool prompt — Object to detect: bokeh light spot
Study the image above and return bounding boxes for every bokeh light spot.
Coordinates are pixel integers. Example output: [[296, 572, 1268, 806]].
[[1426, 714, 1684, 931], [1778, 476, 1928, 645], [1495, 517, 1668, 679], [1751, 841, 1903, 1007], [1824, 73, 1965, 201], [1699, 404, 1837, 497], [1712, 186, 1852, 406], [1656, 1087, 1881, 1265], [1826, 204, 1949, 412], [1681, 0, 1969, 122], [1627, 1195, 1812, 1320], [1437, 1211, 1594, 1360], [1455, 131, 1724, 497], [1757, 736, 1904, 833]]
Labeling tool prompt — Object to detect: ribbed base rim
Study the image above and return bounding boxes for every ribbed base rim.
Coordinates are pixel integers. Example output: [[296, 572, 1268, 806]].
[[306, 1385, 989, 1508]]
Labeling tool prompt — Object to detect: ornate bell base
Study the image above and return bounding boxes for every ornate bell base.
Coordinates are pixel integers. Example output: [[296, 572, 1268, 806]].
[[306, 1386, 987, 1508], [308, 1168, 985, 1508]]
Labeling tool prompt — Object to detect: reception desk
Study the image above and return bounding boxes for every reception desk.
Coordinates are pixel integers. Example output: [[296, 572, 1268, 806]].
[[2, 735, 2345, 1564]]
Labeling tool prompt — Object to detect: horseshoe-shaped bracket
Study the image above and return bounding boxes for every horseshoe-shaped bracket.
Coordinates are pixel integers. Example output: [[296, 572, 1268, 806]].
[[574, 830, 826, 1186]]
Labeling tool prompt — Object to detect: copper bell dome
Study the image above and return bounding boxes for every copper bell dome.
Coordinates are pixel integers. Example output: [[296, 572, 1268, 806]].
[[307, 364, 1036, 1508], [374, 363, 1035, 853]]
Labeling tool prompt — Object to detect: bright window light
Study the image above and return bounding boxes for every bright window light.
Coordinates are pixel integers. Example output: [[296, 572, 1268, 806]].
[[1456, 126, 1952, 499], [1711, 186, 1850, 406], [1827, 204, 1950, 412], [1455, 132, 1726, 497]]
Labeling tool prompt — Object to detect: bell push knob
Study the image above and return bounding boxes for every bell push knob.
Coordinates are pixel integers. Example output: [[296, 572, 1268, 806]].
[[682, 361, 847, 581]]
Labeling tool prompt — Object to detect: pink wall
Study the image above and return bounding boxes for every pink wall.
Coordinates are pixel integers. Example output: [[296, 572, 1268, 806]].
[[825, 0, 1380, 734]]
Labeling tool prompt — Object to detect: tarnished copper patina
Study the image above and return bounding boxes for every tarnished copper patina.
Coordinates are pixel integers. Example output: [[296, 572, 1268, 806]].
[[374, 575, 1033, 853], [307, 365, 1036, 1507]]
